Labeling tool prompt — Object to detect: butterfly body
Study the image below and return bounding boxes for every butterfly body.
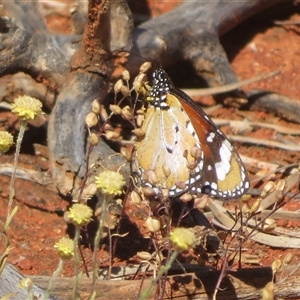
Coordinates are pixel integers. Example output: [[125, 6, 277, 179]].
[[133, 69, 249, 199]]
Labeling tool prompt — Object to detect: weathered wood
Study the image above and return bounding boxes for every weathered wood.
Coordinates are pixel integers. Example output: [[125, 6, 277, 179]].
[[2, 260, 300, 299], [248, 89, 300, 124], [47, 0, 131, 196], [29, 264, 300, 299], [128, 0, 282, 90], [0, 263, 58, 300], [0, 3, 76, 91]]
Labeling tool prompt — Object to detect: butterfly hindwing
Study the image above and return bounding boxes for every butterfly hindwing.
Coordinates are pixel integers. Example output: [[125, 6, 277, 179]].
[[176, 90, 249, 198]]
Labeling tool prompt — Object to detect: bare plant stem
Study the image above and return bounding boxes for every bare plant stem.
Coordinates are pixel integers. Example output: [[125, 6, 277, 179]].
[[7, 119, 26, 219], [90, 195, 108, 299], [139, 250, 179, 300], [43, 258, 64, 300], [73, 226, 81, 300]]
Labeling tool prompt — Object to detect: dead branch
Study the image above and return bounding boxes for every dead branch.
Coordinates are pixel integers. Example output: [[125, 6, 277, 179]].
[[29, 264, 300, 299]]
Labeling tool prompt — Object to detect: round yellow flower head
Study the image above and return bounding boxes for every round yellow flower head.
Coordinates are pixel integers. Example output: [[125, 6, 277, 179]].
[[95, 170, 125, 196], [54, 236, 74, 260], [11, 95, 44, 120], [67, 203, 93, 227], [170, 228, 196, 252], [0, 131, 14, 154]]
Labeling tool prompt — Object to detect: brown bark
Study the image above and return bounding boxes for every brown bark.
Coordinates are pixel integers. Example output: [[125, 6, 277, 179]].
[[47, 0, 132, 196]]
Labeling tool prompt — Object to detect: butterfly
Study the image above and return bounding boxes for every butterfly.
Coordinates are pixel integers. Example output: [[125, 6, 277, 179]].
[[132, 68, 250, 199]]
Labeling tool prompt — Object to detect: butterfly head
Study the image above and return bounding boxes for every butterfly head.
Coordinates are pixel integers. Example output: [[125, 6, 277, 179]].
[[146, 69, 175, 109]]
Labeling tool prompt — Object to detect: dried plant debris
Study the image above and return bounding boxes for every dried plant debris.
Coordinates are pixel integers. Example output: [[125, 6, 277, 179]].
[[208, 170, 300, 248]]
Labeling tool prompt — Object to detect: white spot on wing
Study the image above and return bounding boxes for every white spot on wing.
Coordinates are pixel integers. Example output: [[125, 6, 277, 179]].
[[211, 182, 217, 190], [186, 122, 195, 135], [207, 132, 215, 143], [195, 174, 201, 181], [189, 177, 196, 184], [215, 141, 232, 181]]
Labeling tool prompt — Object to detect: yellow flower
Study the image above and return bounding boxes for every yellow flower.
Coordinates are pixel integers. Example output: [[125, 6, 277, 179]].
[[66, 203, 93, 227], [54, 237, 74, 260], [11, 95, 44, 120], [170, 228, 196, 252], [0, 131, 13, 154], [95, 170, 125, 196]]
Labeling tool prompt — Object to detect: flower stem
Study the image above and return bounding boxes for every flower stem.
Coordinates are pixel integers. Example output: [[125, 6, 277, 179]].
[[43, 258, 64, 300], [139, 250, 179, 300], [73, 226, 81, 300], [90, 196, 108, 299], [7, 119, 26, 218]]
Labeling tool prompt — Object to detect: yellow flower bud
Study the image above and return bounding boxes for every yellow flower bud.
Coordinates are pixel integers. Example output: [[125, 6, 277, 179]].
[[136, 251, 152, 260], [114, 79, 124, 93], [121, 85, 130, 96], [271, 259, 282, 274], [92, 99, 101, 114], [190, 146, 202, 160], [261, 181, 276, 198], [85, 112, 99, 128], [145, 217, 161, 233], [131, 190, 142, 206], [145, 170, 158, 185], [261, 218, 276, 233], [121, 106, 133, 120], [105, 130, 121, 140], [122, 69, 130, 81], [241, 194, 251, 203], [162, 164, 171, 178], [109, 104, 122, 115], [89, 133, 99, 146], [283, 252, 293, 266], [262, 282, 274, 300], [139, 62, 152, 73], [142, 186, 155, 197], [250, 198, 261, 214]]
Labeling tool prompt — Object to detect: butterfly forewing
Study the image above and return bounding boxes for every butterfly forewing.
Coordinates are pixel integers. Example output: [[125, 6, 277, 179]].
[[134, 68, 250, 199]]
